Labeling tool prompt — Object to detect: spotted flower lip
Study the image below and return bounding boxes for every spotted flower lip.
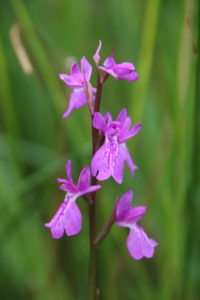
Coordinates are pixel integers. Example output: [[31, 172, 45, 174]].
[[91, 108, 142, 184], [59, 57, 96, 118], [116, 190, 158, 260], [45, 160, 101, 239], [93, 41, 138, 81]]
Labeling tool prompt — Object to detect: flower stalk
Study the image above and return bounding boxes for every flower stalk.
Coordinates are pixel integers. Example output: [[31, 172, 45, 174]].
[[45, 40, 157, 300], [94, 201, 117, 245]]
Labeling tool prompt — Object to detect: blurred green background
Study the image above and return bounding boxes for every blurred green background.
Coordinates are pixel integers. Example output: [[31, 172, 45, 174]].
[[0, 0, 199, 299]]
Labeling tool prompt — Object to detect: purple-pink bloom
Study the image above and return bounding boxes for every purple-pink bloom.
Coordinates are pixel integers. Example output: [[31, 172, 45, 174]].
[[45, 160, 101, 239], [94, 41, 138, 81], [116, 190, 157, 260], [59, 57, 96, 118], [99, 56, 138, 81], [91, 109, 142, 184]]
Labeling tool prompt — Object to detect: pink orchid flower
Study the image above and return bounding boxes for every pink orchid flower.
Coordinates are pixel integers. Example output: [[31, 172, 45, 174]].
[[45, 160, 101, 239], [91, 109, 142, 184], [93, 40, 138, 81], [59, 57, 96, 118], [116, 190, 157, 260]]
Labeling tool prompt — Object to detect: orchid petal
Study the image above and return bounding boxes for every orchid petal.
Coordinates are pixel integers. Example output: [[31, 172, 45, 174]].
[[116, 108, 127, 123], [118, 117, 132, 142], [113, 62, 135, 74], [81, 185, 102, 196], [66, 160, 72, 181], [103, 56, 116, 68], [98, 66, 117, 78], [59, 73, 82, 88], [93, 112, 107, 132], [57, 178, 67, 183], [64, 200, 82, 236], [59, 181, 78, 194], [104, 112, 112, 125], [71, 62, 82, 82], [77, 166, 90, 191], [81, 56, 92, 82], [112, 144, 124, 184], [120, 145, 137, 177], [69, 88, 88, 109], [45, 202, 66, 239], [45, 197, 82, 238], [116, 190, 133, 218], [62, 88, 87, 119], [117, 206, 147, 227], [119, 72, 139, 82], [119, 123, 142, 143], [125, 207, 147, 223], [91, 143, 112, 181], [126, 225, 158, 260]]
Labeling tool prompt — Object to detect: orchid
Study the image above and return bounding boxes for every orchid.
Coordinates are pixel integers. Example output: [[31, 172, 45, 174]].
[[99, 56, 138, 81], [116, 190, 158, 260], [59, 56, 96, 118], [93, 40, 138, 81], [45, 160, 101, 239], [91, 108, 142, 184], [46, 41, 157, 299]]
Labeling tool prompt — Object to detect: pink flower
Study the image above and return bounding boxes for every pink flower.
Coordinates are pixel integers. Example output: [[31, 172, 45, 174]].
[[116, 190, 157, 260], [59, 57, 96, 118], [45, 160, 101, 239], [99, 56, 138, 81], [91, 109, 142, 184], [93, 41, 138, 81]]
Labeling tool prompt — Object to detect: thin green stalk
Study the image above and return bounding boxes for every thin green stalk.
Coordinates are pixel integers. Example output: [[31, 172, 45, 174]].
[[183, 1, 200, 297], [0, 32, 21, 178], [158, 1, 195, 298], [10, 0, 63, 114], [10, 0, 84, 149], [130, 0, 160, 121]]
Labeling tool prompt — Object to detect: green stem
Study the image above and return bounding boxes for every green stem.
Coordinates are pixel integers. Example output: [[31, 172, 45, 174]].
[[183, 2, 200, 297], [0, 32, 21, 179], [10, 0, 83, 150], [130, 0, 160, 121]]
